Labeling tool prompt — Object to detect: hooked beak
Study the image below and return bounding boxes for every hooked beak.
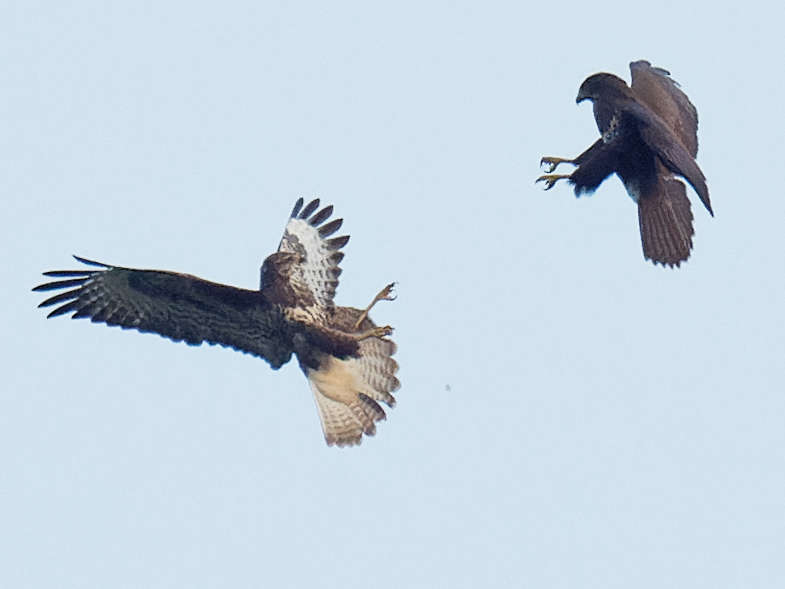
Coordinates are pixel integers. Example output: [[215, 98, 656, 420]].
[[576, 88, 589, 104]]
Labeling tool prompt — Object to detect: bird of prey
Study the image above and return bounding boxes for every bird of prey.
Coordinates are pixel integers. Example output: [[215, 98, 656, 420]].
[[537, 60, 713, 267], [33, 198, 400, 447]]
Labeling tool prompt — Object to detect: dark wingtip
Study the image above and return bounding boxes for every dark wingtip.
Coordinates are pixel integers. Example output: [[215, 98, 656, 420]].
[[72, 256, 107, 268], [299, 199, 320, 219], [42, 269, 94, 277], [700, 190, 714, 217], [318, 218, 343, 237], [37, 288, 81, 308], [34, 257, 103, 290], [290, 197, 304, 218], [309, 204, 334, 226], [327, 235, 350, 250], [32, 278, 88, 292], [46, 300, 80, 318]]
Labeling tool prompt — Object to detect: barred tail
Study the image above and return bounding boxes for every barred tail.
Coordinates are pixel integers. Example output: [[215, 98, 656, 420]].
[[638, 175, 695, 267], [307, 308, 399, 447]]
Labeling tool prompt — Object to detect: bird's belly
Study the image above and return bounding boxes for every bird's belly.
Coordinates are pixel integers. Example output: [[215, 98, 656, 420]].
[[617, 150, 657, 205], [621, 176, 642, 203]]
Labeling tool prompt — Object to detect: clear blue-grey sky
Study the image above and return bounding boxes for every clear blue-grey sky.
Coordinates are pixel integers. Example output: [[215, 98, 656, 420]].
[[3, 1, 784, 587]]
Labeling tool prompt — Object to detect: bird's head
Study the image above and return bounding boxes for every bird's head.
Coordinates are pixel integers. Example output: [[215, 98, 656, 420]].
[[260, 251, 300, 290], [576, 73, 630, 104]]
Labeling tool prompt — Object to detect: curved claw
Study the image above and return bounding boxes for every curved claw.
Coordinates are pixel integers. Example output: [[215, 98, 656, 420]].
[[539, 156, 574, 173], [378, 282, 397, 302], [375, 325, 394, 338], [353, 282, 398, 330], [358, 325, 393, 341], [536, 174, 571, 190]]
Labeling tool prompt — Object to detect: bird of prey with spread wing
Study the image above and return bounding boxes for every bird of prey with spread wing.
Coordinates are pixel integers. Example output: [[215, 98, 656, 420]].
[[33, 198, 400, 447], [537, 60, 713, 267]]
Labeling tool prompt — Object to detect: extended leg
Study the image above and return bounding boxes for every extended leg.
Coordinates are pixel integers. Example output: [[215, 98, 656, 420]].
[[353, 282, 396, 330], [538, 139, 613, 193]]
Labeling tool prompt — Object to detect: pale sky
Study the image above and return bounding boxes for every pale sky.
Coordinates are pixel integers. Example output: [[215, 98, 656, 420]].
[[3, 1, 784, 587]]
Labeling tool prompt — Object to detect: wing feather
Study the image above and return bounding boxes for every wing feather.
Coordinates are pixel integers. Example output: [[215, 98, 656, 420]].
[[623, 101, 712, 215], [318, 218, 343, 237], [33, 257, 294, 368], [309, 205, 334, 227], [277, 198, 350, 310], [299, 198, 321, 219], [630, 60, 699, 157]]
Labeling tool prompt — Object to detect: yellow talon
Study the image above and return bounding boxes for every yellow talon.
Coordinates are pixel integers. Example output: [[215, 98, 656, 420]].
[[539, 156, 575, 173], [536, 174, 571, 190], [357, 325, 393, 341]]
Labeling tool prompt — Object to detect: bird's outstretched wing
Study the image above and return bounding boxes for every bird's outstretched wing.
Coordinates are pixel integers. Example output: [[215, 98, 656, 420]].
[[277, 198, 350, 311], [33, 256, 294, 368], [630, 60, 699, 157]]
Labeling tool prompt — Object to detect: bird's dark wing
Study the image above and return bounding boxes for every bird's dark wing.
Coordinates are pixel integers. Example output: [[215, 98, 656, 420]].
[[637, 162, 695, 267], [623, 100, 713, 215], [33, 256, 294, 368], [630, 60, 698, 157]]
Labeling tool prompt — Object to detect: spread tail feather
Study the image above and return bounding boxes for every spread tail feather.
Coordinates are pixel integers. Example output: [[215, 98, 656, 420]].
[[638, 175, 695, 267], [306, 308, 399, 446]]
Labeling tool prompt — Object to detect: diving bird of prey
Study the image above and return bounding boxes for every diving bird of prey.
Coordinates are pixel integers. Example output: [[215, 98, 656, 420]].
[[33, 198, 400, 447], [537, 60, 713, 267]]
